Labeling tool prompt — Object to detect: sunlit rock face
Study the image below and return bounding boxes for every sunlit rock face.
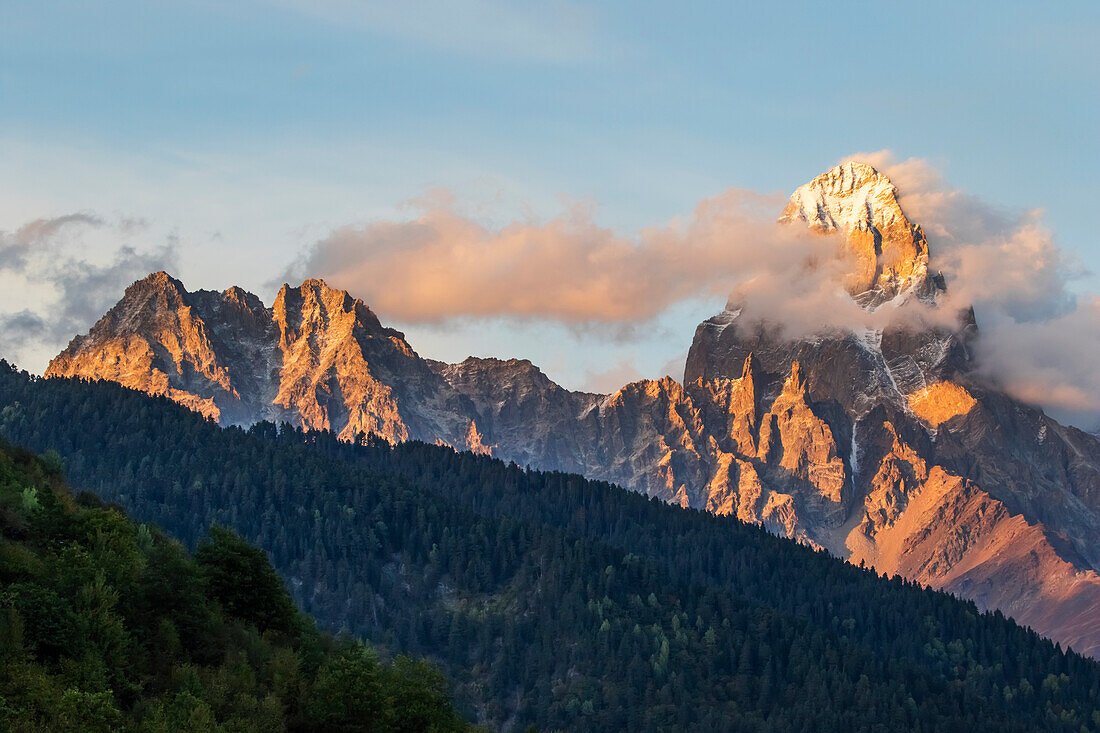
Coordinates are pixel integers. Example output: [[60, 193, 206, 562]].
[[49, 163, 1100, 659], [267, 278, 478, 444], [46, 272, 272, 425], [780, 161, 937, 306], [47, 274, 483, 449]]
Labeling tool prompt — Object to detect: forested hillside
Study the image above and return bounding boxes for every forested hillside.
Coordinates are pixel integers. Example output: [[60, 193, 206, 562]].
[[0, 434, 470, 732], [2, 362, 1099, 731]]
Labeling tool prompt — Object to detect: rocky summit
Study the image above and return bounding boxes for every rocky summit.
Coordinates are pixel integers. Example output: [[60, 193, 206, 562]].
[[48, 163, 1100, 659], [47, 274, 481, 448], [779, 160, 939, 305]]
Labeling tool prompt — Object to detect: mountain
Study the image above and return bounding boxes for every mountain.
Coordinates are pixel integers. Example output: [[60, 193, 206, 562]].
[[4, 363, 1100, 732], [0, 436, 470, 732], [45, 162, 1100, 659], [47, 273, 482, 448], [680, 163, 1100, 657]]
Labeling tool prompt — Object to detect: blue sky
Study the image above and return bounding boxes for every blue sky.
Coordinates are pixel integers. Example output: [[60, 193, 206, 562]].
[[1, 0, 1098, 392]]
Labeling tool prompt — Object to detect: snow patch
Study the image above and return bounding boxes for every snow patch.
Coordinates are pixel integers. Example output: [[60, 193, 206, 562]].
[[781, 162, 903, 236], [704, 308, 742, 335]]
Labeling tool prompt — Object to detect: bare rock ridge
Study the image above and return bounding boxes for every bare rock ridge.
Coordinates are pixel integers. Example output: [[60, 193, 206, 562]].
[[46, 162, 1100, 659], [47, 274, 482, 448]]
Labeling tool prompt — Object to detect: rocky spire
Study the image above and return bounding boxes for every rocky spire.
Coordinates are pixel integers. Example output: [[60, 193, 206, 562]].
[[741, 351, 756, 381], [783, 361, 807, 397]]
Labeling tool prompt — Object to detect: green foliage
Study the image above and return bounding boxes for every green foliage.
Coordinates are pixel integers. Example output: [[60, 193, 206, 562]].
[[195, 526, 299, 635], [3, 360, 1100, 731], [0, 429, 470, 732]]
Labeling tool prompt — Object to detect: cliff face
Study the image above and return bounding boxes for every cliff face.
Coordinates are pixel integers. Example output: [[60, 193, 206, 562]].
[[426, 357, 603, 470], [268, 279, 477, 444], [45, 272, 273, 424], [46, 162, 1100, 659]]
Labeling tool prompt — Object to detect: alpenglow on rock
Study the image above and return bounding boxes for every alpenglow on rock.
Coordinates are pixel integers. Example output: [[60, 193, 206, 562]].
[[46, 273, 483, 449], [47, 163, 1100, 660], [780, 161, 940, 306]]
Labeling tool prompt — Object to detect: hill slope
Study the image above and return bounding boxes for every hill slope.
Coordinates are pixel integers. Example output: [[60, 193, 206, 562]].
[[3, 363, 1100, 731], [0, 433, 470, 732]]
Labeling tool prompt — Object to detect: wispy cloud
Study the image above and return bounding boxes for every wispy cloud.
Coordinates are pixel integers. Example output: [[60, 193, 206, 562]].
[[267, 0, 603, 64]]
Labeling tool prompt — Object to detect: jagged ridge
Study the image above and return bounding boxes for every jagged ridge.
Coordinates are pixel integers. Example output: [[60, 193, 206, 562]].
[[47, 274, 482, 448]]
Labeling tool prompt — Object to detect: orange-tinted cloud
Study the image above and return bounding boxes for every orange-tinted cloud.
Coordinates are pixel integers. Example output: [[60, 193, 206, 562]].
[[288, 187, 855, 327]]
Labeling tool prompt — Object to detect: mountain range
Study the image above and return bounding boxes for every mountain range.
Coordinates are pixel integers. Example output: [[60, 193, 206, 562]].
[[45, 161, 1100, 658]]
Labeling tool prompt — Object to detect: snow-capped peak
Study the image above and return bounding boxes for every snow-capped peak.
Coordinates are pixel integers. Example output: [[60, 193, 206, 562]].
[[780, 162, 906, 235], [780, 161, 935, 307]]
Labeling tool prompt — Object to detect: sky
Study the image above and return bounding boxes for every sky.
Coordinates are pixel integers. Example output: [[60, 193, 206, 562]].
[[1, 1, 1098, 421]]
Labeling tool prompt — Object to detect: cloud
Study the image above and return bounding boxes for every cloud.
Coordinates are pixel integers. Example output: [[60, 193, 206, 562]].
[[267, 0, 602, 64], [0, 214, 177, 372], [0, 213, 104, 273], [858, 151, 1099, 428], [0, 310, 49, 353], [978, 298, 1100, 429], [581, 358, 646, 395], [294, 152, 1100, 428], [658, 349, 690, 384], [286, 187, 857, 329]]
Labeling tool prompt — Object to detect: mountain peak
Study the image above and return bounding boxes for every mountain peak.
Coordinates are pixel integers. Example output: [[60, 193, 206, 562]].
[[128, 270, 187, 296], [781, 162, 898, 233], [141, 270, 181, 285], [276, 278, 345, 301], [780, 161, 934, 305], [274, 279, 368, 324]]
